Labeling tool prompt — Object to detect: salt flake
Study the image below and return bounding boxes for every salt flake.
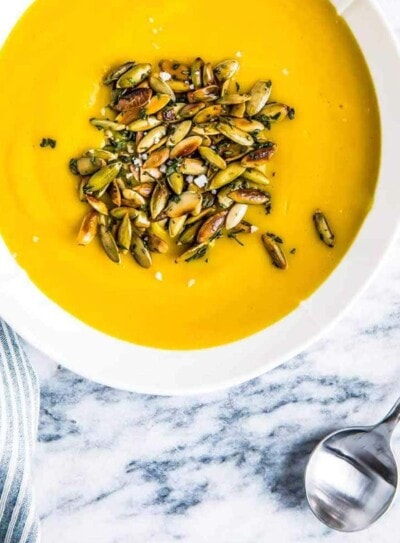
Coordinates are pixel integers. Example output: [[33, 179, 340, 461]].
[[193, 175, 208, 188], [160, 71, 172, 81]]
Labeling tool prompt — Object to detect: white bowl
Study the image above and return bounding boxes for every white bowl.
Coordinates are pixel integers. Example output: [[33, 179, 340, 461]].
[[0, 0, 399, 395]]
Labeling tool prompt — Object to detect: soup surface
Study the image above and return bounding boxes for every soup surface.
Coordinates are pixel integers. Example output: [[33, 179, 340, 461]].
[[0, 0, 380, 349]]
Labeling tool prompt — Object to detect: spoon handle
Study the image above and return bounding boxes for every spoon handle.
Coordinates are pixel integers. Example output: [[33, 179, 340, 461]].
[[378, 396, 400, 435]]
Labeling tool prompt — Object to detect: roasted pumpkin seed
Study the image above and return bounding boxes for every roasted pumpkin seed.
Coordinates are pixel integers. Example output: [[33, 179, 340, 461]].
[[143, 147, 170, 169], [229, 117, 264, 133], [145, 93, 171, 115], [84, 163, 121, 194], [134, 211, 151, 229], [209, 162, 245, 190], [146, 233, 169, 254], [230, 102, 246, 118], [188, 85, 219, 103], [78, 178, 88, 201], [258, 102, 291, 123], [261, 233, 287, 270], [203, 63, 216, 86], [137, 125, 167, 153], [170, 135, 202, 158], [246, 80, 272, 116], [241, 144, 277, 167], [117, 63, 152, 89], [110, 207, 140, 220], [217, 121, 254, 146], [197, 211, 227, 243], [229, 188, 270, 205], [77, 211, 98, 245], [217, 141, 248, 161], [104, 61, 135, 86], [86, 149, 117, 161], [218, 93, 250, 105], [139, 168, 162, 183], [149, 74, 176, 101], [242, 168, 270, 186], [74, 156, 105, 176], [86, 195, 109, 215], [165, 191, 202, 218], [185, 207, 216, 225], [199, 146, 227, 170], [134, 182, 154, 197], [99, 225, 121, 263], [193, 104, 223, 124], [180, 103, 206, 119], [118, 213, 132, 252], [178, 222, 202, 245], [214, 59, 239, 82], [191, 57, 204, 89], [159, 59, 190, 81], [109, 180, 122, 206], [168, 120, 192, 146], [167, 171, 184, 195], [122, 188, 146, 208], [115, 88, 152, 121], [178, 158, 207, 175], [150, 182, 170, 219], [253, 128, 274, 144], [90, 118, 126, 131], [169, 215, 187, 238], [191, 122, 220, 136], [127, 116, 161, 132], [226, 203, 248, 230], [200, 135, 212, 147], [131, 231, 152, 268], [168, 80, 192, 93], [147, 135, 168, 154], [313, 210, 335, 248], [217, 180, 243, 208]]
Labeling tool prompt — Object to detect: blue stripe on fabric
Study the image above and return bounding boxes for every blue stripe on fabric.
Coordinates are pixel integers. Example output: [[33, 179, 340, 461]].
[[0, 320, 39, 543], [4, 325, 31, 543], [0, 326, 25, 542]]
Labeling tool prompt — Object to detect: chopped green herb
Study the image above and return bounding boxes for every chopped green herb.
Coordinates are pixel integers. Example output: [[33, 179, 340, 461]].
[[40, 138, 57, 149], [69, 158, 78, 175], [209, 230, 223, 243], [228, 232, 245, 246], [186, 245, 208, 262], [267, 233, 283, 244]]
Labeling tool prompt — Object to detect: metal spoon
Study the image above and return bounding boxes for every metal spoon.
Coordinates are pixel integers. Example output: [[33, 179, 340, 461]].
[[305, 397, 400, 532]]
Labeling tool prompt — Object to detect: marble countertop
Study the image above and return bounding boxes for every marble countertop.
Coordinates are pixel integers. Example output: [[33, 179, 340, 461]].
[[24, 1, 400, 541]]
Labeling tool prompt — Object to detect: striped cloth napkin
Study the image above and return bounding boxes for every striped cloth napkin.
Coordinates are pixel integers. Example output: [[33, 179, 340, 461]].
[[0, 320, 40, 542]]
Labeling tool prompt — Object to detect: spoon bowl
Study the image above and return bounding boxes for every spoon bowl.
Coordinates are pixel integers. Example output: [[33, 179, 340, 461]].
[[305, 398, 400, 532]]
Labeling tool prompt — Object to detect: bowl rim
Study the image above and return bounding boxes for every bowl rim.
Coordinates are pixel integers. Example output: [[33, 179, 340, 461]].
[[0, 0, 399, 395]]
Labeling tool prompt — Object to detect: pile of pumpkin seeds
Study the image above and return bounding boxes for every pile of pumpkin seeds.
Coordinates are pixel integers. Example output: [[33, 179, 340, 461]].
[[70, 58, 334, 269]]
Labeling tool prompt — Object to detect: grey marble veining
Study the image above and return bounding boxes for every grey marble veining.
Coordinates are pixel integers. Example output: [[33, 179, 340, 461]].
[[22, 1, 400, 541]]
